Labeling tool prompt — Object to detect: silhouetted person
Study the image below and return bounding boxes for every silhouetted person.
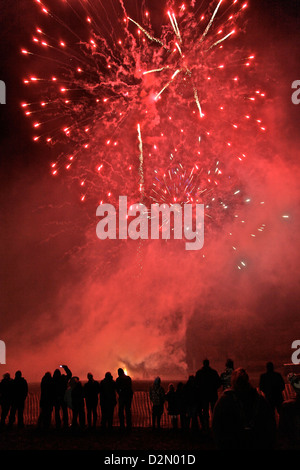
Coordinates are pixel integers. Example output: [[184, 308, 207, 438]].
[[184, 375, 198, 430], [212, 368, 276, 449], [116, 368, 133, 430], [220, 359, 234, 391], [70, 377, 85, 429], [83, 373, 99, 428], [279, 373, 300, 448], [176, 382, 187, 430], [259, 362, 285, 415], [38, 372, 54, 430], [99, 372, 117, 430], [166, 384, 178, 429], [0, 373, 13, 427], [52, 364, 72, 428], [196, 359, 221, 432], [149, 377, 165, 429], [9, 371, 28, 428]]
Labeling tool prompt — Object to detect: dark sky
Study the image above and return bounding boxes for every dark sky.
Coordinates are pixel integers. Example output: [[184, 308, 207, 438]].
[[0, 0, 299, 383]]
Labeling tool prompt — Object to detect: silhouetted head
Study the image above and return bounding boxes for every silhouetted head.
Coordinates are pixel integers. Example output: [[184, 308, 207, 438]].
[[43, 372, 51, 380], [231, 368, 250, 394], [105, 372, 112, 380], [53, 369, 61, 379], [15, 370, 22, 379], [73, 376, 80, 386], [69, 376, 78, 389], [203, 359, 210, 367], [266, 362, 274, 372], [87, 373, 93, 381], [226, 359, 234, 369], [168, 383, 175, 392], [118, 368, 125, 377], [3, 372, 10, 380], [154, 377, 161, 387]]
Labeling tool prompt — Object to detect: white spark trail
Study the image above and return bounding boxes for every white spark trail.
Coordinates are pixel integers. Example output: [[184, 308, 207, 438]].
[[200, 0, 223, 43], [155, 69, 182, 100], [128, 17, 168, 49], [143, 66, 170, 75], [137, 123, 144, 199], [208, 30, 235, 50]]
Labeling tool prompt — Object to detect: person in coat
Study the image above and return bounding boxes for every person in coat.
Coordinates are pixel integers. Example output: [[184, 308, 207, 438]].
[[116, 368, 133, 430], [259, 362, 285, 415], [149, 377, 165, 429], [166, 383, 179, 429], [83, 373, 99, 428], [99, 372, 117, 430], [9, 370, 28, 428], [52, 364, 72, 429], [38, 372, 54, 430]]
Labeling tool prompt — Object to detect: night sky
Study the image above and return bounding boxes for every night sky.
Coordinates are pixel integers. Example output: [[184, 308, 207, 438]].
[[0, 0, 299, 383]]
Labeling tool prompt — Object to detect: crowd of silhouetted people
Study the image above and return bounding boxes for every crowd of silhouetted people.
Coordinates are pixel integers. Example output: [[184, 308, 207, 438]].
[[36, 366, 133, 432], [0, 360, 299, 449], [149, 359, 300, 449]]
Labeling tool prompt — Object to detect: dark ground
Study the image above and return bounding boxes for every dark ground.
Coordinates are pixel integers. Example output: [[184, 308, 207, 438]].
[[0, 426, 214, 451], [0, 425, 297, 451]]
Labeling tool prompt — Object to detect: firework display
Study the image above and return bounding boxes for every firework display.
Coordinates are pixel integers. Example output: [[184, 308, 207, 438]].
[[20, 0, 269, 254]]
